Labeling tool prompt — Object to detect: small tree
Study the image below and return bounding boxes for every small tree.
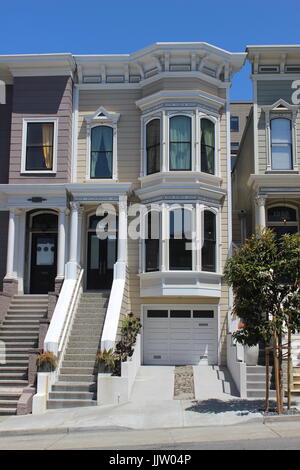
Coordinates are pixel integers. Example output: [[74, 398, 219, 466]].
[[224, 229, 300, 413]]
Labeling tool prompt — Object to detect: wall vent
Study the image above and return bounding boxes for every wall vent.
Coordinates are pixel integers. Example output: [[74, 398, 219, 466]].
[[285, 65, 300, 73], [258, 65, 279, 73]]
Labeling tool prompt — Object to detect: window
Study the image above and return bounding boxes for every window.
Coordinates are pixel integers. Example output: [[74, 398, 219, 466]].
[[146, 119, 160, 175], [201, 119, 215, 175], [169, 208, 192, 270], [169, 116, 191, 170], [270, 118, 293, 170], [25, 122, 54, 171], [145, 211, 160, 272], [90, 126, 113, 178], [267, 206, 298, 240], [230, 116, 239, 132], [202, 211, 216, 272]]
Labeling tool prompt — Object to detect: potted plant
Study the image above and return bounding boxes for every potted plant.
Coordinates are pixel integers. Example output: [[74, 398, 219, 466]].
[[96, 349, 116, 373], [36, 351, 57, 372]]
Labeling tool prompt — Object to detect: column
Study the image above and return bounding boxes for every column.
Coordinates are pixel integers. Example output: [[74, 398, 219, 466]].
[[118, 195, 127, 263], [5, 208, 16, 279], [77, 205, 84, 266], [161, 203, 168, 271], [56, 208, 66, 279], [255, 195, 267, 230], [65, 202, 79, 280]]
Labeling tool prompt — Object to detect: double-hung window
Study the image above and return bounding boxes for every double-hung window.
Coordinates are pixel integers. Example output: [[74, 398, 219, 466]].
[[90, 125, 113, 178], [169, 116, 192, 170], [24, 121, 56, 172], [270, 118, 293, 170], [201, 210, 216, 272], [169, 208, 192, 270], [146, 119, 160, 175], [201, 118, 215, 175]]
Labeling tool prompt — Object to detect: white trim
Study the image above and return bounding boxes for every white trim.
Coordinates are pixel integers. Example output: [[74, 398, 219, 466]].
[[71, 86, 79, 183], [84, 108, 120, 181], [21, 118, 58, 174]]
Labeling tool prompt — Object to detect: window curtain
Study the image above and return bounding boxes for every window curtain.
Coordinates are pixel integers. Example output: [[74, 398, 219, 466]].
[[146, 119, 160, 174], [201, 119, 215, 175], [169, 116, 191, 170], [41, 124, 54, 169], [271, 118, 292, 170], [91, 126, 113, 178]]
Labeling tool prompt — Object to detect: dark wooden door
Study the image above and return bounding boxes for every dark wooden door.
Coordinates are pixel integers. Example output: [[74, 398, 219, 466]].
[[87, 233, 117, 290], [30, 233, 57, 294]]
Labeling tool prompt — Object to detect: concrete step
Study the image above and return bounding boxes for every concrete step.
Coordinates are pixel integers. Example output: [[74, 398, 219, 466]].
[[3, 360, 28, 367], [0, 400, 19, 408], [49, 391, 95, 400], [67, 341, 100, 348], [60, 367, 96, 375], [247, 389, 277, 398], [69, 331, 103, 339], [0, 379, 28, 386], [0, 408, 17, 415], [247, 381, 272, 390], [47, 399, 97, 409], [0, 366, 27, 373], [63, 354, 96, 361], [65, 348, 99, 355], [3, 320, 41, 326], [0, 334, 38, 341], [0, 325, 39, 332], [58, 374, 96, 383], [62, 360, 96, 368], [52, 382, 96, 392], [246, 366, 273, 374], [247, 374, 274, 382]]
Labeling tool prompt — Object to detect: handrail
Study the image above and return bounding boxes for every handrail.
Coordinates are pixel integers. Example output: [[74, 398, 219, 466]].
[[57, 269, 84, 370], [44, 270, 82, 356], [101, 261, 127, 350]]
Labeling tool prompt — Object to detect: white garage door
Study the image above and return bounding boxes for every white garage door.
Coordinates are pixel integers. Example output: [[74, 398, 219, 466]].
[[143, 307, 218, 365]]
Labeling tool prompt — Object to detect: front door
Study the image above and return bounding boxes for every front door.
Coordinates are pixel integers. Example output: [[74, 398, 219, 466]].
[[87, 233, 117, 290], [30, 233, 57, 294]]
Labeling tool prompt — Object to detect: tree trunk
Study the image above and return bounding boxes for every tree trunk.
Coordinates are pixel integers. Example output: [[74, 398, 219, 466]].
[[265, 345, 270, 413], [287, 327, 292, 410], [273, 332, 283, 414]]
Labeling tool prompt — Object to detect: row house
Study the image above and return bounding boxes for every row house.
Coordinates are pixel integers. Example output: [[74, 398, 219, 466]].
[[231, 46, 300, 398], [0, 43, 247, 413]]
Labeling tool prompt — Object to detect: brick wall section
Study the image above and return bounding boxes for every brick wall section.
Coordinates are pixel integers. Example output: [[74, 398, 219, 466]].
[[9, 76, 73, 184]]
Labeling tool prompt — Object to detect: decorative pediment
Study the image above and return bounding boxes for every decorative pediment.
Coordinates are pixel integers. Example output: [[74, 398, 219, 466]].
[[262, 98, 299, 114], [85, 106, 120, 124]]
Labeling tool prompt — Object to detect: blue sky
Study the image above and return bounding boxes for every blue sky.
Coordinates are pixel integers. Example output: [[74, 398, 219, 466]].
[[1, 0, 300, 100]]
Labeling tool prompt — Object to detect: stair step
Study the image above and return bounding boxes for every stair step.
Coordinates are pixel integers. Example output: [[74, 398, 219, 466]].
[[0, 408, 17, 415], [58, 374, 96, 382], [62, 360, 96, 368], [0, 400, 19, 408], [247, 389, 277, 398], [52, 382, 96, 392], [49, 391, 95, 400], [60, 367, 96, 375], [47, 399, 97, 409], [0, 380, 28, 386]]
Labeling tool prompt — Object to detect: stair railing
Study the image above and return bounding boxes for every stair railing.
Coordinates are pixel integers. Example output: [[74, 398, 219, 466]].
[[56, 269, 84, 374]]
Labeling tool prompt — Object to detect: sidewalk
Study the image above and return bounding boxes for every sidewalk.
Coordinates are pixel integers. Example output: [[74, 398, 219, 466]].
[[1, 397, 298, 437]]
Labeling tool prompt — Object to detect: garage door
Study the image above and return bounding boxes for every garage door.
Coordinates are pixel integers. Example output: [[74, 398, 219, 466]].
[[143, 308, 218, 365]]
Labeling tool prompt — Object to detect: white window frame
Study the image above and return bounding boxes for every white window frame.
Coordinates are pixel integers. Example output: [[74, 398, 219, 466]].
[[262, 99, 299, 173], [85, 106, 120, 181], [21, 117, 58, 174], [267, 203, 299, 232]]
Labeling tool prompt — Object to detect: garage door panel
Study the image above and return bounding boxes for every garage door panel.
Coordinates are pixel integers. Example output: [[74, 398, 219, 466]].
[[143, 308, 217, 365]]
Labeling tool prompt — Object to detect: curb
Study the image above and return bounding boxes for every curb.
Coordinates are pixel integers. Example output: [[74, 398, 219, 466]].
[[0, 424, 129, 438]]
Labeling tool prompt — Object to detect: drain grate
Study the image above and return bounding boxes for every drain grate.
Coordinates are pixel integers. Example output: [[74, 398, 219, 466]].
[[174, 365, 195, 400]]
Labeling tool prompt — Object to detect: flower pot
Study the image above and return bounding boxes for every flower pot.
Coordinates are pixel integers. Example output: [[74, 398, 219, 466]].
[[244, 344, 259, 366]]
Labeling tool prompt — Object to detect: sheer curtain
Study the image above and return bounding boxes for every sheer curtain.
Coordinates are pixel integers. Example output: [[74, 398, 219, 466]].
[[91, 126, 113, 178], [169, 116, 191, 170], [201, 119, 215, 175]]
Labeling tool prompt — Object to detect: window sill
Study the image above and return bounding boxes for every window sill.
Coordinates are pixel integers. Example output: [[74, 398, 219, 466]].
[[265, 170, 299, 174], [138, 270, 222, 297], [20, 171, 56, 175]]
